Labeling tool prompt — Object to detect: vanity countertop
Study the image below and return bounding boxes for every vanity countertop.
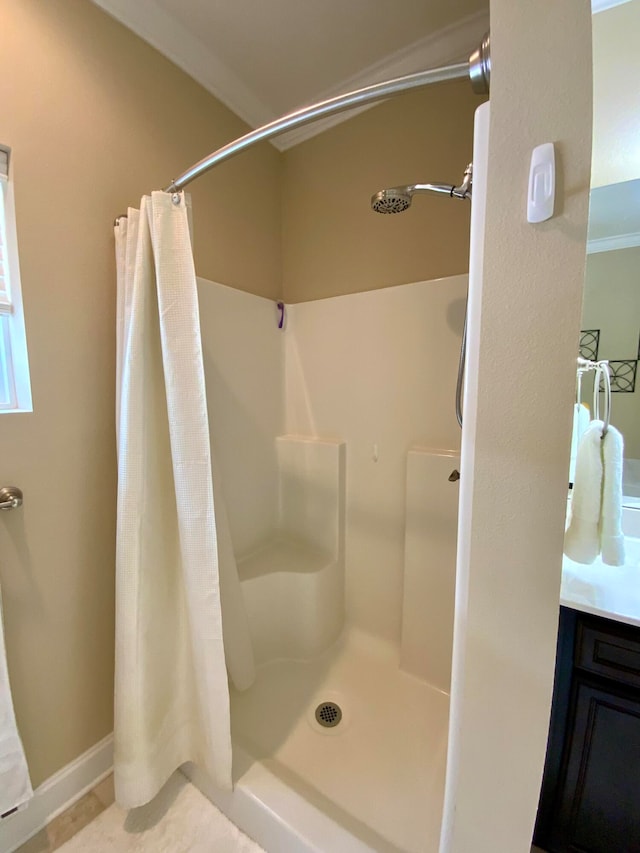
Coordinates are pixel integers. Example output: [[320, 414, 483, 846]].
[[561, 512, 640, 628]]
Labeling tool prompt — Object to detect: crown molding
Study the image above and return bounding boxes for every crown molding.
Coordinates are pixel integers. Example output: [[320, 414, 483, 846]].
[[91, 0, 274, 131], [91, 1, 488, 152], [587, 231, 640, 254], [276, 9, 489, 150]]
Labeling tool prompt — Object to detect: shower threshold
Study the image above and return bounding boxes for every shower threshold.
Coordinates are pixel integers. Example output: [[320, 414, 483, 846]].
[[186, 630, 449, 853]]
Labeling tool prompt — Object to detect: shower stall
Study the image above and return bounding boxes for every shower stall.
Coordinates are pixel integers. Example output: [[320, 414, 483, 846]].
[[191, 108, 488, 853], [188, 270, 468, 852], [115, 34, 491, 853]]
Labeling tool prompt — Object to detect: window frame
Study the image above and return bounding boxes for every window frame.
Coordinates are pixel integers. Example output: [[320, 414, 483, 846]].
[[0, 144, 32, 413]]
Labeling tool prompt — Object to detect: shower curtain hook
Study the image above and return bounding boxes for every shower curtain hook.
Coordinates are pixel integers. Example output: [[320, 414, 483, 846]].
[[277, 302, 285, 330]]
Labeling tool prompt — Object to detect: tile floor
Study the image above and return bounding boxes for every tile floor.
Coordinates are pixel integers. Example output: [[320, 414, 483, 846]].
[[16, 773, 264, 853], [16, 775, 116, 852]]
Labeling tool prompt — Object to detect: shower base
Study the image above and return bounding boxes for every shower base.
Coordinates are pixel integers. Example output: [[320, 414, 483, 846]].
[[187, 630, 449, 853]]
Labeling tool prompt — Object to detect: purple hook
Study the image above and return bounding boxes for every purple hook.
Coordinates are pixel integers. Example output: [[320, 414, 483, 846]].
[[277, 301, 285, 329]]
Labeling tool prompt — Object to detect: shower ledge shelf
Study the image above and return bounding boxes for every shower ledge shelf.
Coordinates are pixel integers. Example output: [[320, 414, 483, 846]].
[[238, 537, 334, 581], [238, 537, 344, 664]]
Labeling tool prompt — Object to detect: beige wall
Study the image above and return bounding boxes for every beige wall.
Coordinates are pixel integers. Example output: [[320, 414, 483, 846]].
[[441, 2, 592, 851], [582, 246, 640, 459], [282, 80, 483, 303], [592, 0, 640, 188], [0, 0, 281, 787]]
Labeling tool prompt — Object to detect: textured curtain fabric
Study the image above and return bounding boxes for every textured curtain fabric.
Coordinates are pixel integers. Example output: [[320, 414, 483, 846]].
[[113, 192, 253, 809], [0, 589, 32, 817]]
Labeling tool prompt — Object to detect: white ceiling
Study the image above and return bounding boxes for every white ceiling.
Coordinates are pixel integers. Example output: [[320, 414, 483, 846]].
[[92, 0, 489, 149]]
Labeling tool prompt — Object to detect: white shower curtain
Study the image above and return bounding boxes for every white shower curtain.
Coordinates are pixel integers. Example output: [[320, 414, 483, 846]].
[[114, 191, 254, 809]]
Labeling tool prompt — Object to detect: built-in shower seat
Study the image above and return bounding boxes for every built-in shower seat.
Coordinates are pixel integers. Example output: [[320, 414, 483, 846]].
[[237, 436, 345, 665]]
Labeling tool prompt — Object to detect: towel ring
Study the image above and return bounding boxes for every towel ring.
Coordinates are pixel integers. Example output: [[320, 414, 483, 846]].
[[600, 363, 611, 438], [592, 365, 600, 421], [576, 357, 611, 440]]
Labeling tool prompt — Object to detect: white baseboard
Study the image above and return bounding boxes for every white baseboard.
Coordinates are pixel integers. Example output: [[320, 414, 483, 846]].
[[0, 734, 113, 853]]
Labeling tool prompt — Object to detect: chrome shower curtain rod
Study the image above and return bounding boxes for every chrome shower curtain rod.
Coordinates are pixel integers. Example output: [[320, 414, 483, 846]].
[[164, 33, 490, 194], [165, 63, 466, 192]]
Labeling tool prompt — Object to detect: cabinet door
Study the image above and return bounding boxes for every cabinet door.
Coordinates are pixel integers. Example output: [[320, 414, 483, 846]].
[[549, 677, 640, 853]]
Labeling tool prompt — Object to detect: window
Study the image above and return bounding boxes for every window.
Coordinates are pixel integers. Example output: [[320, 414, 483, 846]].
[[0, 145, 32, 412]]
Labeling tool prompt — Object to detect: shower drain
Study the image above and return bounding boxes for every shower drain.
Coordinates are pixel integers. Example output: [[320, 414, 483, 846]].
[[315, 701, 342, 728]]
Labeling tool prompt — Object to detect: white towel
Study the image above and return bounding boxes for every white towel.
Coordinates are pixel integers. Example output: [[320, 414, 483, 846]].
[[569, 403, 590, 484], [0, 588, 32, 817], [601, 424, 625, 566], [564, 420, 604, 564]]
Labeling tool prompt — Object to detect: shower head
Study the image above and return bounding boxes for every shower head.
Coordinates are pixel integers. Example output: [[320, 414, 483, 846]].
[[371, 188, 413, 214], [371, 164, 473, 214]]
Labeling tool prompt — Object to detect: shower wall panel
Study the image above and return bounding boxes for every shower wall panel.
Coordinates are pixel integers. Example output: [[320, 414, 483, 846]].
[[402, 447, 460, 691], [284, 276, 467, 644], [197, 279, 284, 557], [197, 275, 465, 654]]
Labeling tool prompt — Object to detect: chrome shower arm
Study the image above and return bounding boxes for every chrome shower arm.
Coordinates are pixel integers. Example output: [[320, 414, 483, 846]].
[[410, 183, 457, 196], [403, 165, 473, 201]]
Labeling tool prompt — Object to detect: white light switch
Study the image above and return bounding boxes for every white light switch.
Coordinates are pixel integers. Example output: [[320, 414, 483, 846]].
[[527, 142, 555, 223]]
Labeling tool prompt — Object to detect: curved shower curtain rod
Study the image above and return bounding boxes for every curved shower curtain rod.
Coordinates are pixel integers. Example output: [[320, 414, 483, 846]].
[[160, 31, 491, 194], [113, 32, 489, 220]]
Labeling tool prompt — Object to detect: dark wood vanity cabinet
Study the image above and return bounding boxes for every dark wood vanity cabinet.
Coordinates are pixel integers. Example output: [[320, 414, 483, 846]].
[[534, 607, 640, 853]]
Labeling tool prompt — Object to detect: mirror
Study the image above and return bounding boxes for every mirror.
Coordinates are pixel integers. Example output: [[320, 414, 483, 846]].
[[581, 0, 640, 504]]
